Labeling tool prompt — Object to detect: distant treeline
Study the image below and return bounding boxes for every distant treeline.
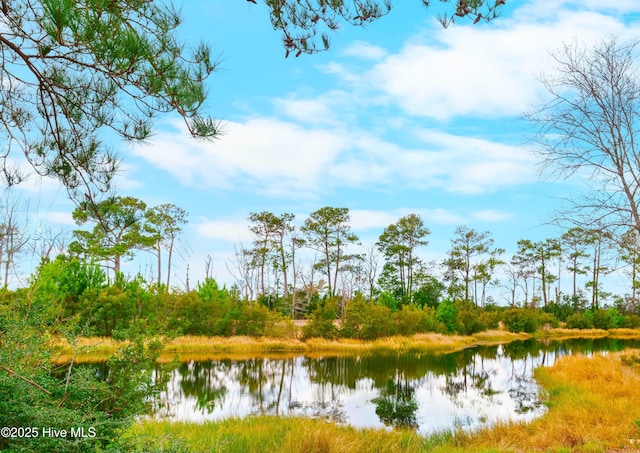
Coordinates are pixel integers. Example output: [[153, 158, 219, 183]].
[[4, 255, 639, 341]]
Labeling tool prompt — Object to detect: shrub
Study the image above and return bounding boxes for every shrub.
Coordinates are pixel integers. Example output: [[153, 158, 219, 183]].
[[623, 314, 640, 328], [456, 301, 487, 334], [502, 308, 538, 333], [538, 311, 560, 329], [435, 299, 458, 333], [361, 304, 395, 339], [566, 312, 594, 329], [478, 310, 501, 330], [393, 303, 424, 336], [341, 295, 394, 340], [302, 298, 340, 339]]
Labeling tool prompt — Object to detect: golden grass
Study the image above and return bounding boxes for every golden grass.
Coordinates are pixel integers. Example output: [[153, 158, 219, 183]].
[[50, 329, 640, 364], [124, 350, 640, 453], [534, 328, 610, 339], [609, 328, 640, 339], [450, 351, 640, 452]]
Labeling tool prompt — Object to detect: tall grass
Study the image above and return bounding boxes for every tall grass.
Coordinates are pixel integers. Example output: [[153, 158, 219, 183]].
[[123, 417, 448, 453]]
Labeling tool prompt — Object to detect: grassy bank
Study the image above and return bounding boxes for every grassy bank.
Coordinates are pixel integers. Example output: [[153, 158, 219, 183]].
[[50, 328, 640, 363], [122, 350, 640, 452], [51, 331, 535, 363]]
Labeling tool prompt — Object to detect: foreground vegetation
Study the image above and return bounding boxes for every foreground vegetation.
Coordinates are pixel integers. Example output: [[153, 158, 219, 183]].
[[123, 351, 640, 452]]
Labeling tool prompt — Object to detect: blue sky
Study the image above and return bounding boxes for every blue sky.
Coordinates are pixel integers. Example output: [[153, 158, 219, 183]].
[[13, 1, 640, 297]]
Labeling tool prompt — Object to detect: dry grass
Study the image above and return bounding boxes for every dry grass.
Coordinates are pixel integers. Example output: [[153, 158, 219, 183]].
[[450, 351, 640, 452], [50, 329, 640, 364], [534, 328, 609, 339], [50, 336, 127, 364], [609, 328, 640, 339]]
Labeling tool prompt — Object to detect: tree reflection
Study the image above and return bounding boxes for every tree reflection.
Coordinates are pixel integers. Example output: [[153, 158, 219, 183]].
[[178, 361, 230, 413], [372, 374, 419, 429], [151, 339, 640, 432]]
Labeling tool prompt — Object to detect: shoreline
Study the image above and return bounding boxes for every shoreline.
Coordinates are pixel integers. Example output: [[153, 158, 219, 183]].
[[123, 349, 640, 452], [50, 328, 640, 364]]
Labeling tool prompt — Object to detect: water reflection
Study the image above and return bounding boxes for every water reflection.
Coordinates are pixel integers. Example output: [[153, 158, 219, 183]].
[[152, 338, 640, 435]]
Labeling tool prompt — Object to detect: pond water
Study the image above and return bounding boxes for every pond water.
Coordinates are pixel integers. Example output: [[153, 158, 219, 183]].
[[151, 338, 640, 435]]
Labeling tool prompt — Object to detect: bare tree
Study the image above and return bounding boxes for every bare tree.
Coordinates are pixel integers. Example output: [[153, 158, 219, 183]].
[[226, 243, 259, 302], [528, 37, 640, 238], [30, 226, 69, 262], [0, 194, 30, 287]]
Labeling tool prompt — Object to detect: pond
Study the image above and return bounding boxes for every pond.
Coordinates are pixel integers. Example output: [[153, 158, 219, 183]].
[[151, 338, 640, 435]]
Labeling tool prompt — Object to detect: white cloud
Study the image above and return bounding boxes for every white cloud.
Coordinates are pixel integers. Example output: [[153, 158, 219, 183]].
[[349, 209, 402, 230], [133, 118, 348, 198], [273, 90, 353, 126], [194, 218, 254, 242], [46, 211, 76, 225], [327, 3, 638, 120], [341, 41, 388, 60]]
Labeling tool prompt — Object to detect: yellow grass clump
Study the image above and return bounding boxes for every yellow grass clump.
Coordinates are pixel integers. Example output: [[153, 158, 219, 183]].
[[453, 351, 640, 452]]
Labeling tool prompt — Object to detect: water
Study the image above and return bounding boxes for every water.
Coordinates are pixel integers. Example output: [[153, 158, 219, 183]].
[[152, 338, 640, 435]]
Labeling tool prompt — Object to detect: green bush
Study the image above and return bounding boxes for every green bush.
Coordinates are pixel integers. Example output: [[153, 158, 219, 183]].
[[435, 299, 458, 333], [341, 295, 394, 340], [478, 310, 501, 330], [393, 303, 424, 336], [502, 308, 538, 333], [538, 311, 560, 329], [566, 312, 594, 329], [456, 301, 486, 335], [302, 298, 340, 339], [623, 314, 640, 328]]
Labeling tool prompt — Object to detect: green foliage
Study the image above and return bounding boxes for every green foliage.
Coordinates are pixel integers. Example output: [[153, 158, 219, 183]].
[[302, 297, 340, 339], [394, 304, 444, 335], [456, 300, 487, 334], [412, 276, 445, 309], [70, 196, 155, 275], [0, 288, 163, 452], [565, 312, 594, 329], [301, 207, 359, 297], [435, 299, 458, 333], [235, 302, 295, 338], [478, 309, 501, 331], [0, 0, 218, 195], [501, 308, 539, 333], [623, 314, 640, 328], [592, 308, 623, 330], [538, 311, 560, 329]]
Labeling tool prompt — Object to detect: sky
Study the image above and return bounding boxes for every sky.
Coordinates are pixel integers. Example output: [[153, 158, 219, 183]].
[[11, 0, 640, 298]]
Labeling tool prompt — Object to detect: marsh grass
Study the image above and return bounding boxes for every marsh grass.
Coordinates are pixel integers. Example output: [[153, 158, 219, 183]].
[[452, 351, 640, 452], [534, 328, 610, 339], [51, 329, 639, 364], [609, 328, 640, 339], [124, 350, 640, 452], [123, 417, 447, 453]]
